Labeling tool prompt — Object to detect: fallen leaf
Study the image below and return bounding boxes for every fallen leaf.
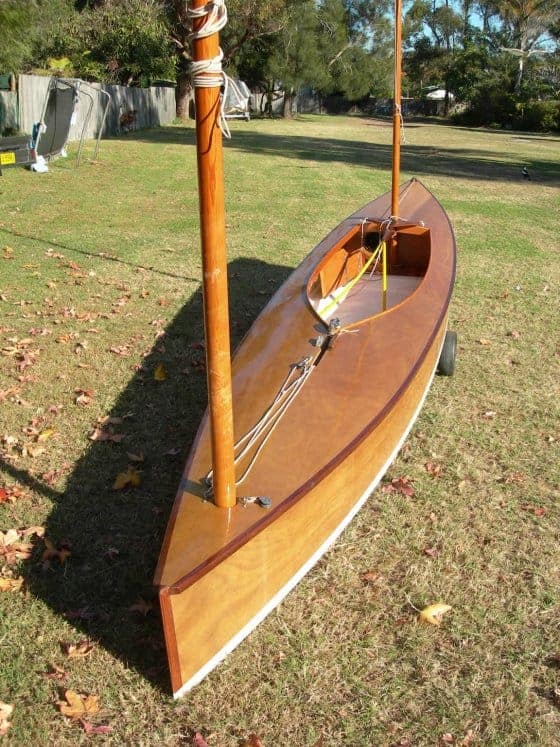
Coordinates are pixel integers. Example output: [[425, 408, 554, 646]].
[[419, 602, 453, 625], [381, 476, 415, 497], [20, 525, 45, 538], [461, 729, 475, 746], [241, 736, 264, 747], [0, 576, 24, 592], [440, 734, 455, 744], [423, 546, 439, 558], [57, 690, 100, 721], [192, 733, 210, 747], [478, 338, 491, 346], [154, 363, 167, 381], [507, 330, 521, 339], [42, 538, 71, 565], [37, 427, 55, 442], [42, 465, 71, 486], [521, 504, 547, 517], [113, 466, 142, 490], [425, 461, 442, 478], [0, 485, 26, 503], [62, 640, 96, 659], [88, 427, 124, 443], [0, 702, 14, 736], [481, 410, 497, 419], [74, 388, 94, 406], [109, 345, 131, 357], [129, 596, 153, 615], [361, 570, 382, 584], [64, 607, 98, 621], [42, 664, 68, 681], [0, 530, 33, 564], [80, 720, 113, 735], [97, 415, 124, 426], [502, 472, 525, 484]]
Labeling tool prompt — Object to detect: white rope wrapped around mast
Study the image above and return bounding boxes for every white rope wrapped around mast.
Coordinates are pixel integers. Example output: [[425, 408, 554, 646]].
[[187, 0, 232, 137]]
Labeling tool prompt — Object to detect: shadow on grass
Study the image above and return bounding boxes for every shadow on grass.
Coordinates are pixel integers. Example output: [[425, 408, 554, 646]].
[[112, 120, 560, 185], [19, 256, 292, 694], [0, 227, 198, 284]]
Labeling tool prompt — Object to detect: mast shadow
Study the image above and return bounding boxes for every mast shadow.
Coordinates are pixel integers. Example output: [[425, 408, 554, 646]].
[[22, 257, 293, 692]]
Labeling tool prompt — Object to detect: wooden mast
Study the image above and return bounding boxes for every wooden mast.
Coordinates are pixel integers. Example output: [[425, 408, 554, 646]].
[[391, 0, 403, 219], [191, 0, 236, 508]]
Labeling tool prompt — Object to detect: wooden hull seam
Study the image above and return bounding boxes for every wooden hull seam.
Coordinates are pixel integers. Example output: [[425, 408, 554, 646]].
[[170, 329, 446, 698]]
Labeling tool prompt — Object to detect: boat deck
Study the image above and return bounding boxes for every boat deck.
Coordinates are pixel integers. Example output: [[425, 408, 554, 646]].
[[311, 273, 423, 326]]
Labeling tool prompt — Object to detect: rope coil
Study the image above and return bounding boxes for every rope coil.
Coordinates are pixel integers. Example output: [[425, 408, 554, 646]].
[[187, 0, 227, 38], [187, 0, 232, 137], [394, 103, 406, 144]]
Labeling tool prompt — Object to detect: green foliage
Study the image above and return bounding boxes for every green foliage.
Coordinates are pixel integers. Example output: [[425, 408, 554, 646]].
[[267, 2, 330, 98], [42, 0, 174, 86], [513, 99, 560, 130], [0, 0, 74, 73], [454, 83, 517, 126]]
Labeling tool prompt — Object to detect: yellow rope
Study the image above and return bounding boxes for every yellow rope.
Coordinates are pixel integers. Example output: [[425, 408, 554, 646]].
[[321, 241, 386, 317], [382, 239, 387, 311]]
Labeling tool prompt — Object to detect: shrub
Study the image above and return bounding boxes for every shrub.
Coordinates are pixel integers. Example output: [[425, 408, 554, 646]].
[[453, 85, 517, 128], [513, 100, 560, 132]]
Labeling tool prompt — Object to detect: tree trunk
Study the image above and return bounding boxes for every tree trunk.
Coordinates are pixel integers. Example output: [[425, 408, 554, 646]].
[[175, 67, 193, 121], [283, 91, 294, 118], [515, 54, 524, 94]]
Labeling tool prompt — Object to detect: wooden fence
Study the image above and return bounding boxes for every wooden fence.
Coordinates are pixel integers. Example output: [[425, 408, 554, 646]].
[[1, 75, 175, 138]]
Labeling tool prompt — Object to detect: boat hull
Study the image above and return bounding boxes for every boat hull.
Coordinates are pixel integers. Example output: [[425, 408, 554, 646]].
[[161, 323, 445, 696], [156, 179, 456, 697]]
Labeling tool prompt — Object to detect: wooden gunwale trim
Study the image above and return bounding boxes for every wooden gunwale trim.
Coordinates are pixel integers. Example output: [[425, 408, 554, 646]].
[[163, 276, 454, 596], [158, 586, 183, 695]]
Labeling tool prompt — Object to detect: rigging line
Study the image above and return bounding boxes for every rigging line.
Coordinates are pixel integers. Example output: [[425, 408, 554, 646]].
[[320, 240, 385, 318], [231, 366, 310, 454], [234, 364, 315, 486], [205, 356, 318, 487]]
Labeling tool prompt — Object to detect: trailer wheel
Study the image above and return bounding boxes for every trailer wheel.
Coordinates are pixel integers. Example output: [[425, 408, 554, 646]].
[[438, 331, 457, 376]]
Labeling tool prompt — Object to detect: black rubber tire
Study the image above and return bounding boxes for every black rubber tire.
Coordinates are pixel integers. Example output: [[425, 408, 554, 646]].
[[438, 330, 457, 376]]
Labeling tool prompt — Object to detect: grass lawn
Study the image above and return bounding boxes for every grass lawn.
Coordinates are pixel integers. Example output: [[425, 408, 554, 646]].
[[0, 115, 559, 745]]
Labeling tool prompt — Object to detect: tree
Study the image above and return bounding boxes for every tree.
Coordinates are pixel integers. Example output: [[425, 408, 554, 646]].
[[317, 0, 391, 101], [266, 1, 329, 117], [66, 0, 174, 86], [0, 0, 73, 73], [164, 0, 294, 120], [497, 0, 560, 92], [405, 0, 464, 112]]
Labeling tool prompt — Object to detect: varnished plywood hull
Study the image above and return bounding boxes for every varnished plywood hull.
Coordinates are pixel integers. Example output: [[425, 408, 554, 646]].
[[156, 179, 456, 696], [161, 318, 447, 697]]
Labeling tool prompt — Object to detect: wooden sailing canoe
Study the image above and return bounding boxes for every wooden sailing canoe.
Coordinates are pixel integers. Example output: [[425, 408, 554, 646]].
[[154, 177, 456, 697]]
